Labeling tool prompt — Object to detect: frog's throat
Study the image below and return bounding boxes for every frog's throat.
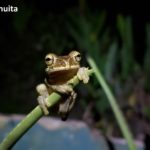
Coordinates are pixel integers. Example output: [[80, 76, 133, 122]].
[[48, 65, 79, 72]]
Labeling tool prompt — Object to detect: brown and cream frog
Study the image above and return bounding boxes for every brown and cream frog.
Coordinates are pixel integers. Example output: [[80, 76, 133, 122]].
[[36, 51, 89, 120]]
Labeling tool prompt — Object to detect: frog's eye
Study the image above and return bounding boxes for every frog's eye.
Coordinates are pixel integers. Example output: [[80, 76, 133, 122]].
[[69, 51, 81, 62], [75, 53, 81, 62], [45, 54, 55, 65]]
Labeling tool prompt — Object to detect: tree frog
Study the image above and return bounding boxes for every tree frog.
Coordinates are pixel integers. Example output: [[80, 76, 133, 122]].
[[36, 51, 89, 121]]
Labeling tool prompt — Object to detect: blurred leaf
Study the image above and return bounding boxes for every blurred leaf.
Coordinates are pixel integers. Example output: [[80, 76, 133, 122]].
[[128, 94, 137, 107], [68, 11, 108, 67], [143, 106, 150, 120], [104, 41, 118, 81], [90, 11, 106, 38], [117, 15, 134, 79], [125, 17, 134, 50], [95, 91, 110, 114], [117, 15, 126, 42]]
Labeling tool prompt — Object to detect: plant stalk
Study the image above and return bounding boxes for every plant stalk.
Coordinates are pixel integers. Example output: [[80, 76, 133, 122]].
[[0, 69, 93, 150], [87, 56, 136, 150]]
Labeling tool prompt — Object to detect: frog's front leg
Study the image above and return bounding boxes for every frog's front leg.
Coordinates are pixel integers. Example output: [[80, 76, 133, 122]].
[[36, 84, 50, 115], [51, 84, 77, 120], [77, 67, 89, 84]]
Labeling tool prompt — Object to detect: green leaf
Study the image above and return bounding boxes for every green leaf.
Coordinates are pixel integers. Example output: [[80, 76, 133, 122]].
[[105, 41, 118, 81], [117, 15, 134, 79], [117, 15, 126, 42]]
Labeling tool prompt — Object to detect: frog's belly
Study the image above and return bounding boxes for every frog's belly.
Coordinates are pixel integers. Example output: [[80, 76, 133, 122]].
[[46, 68, 78, 85]]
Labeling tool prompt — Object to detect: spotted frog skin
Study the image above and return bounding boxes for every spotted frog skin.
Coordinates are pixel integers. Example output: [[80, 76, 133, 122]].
[[36, 51, 89, 121]]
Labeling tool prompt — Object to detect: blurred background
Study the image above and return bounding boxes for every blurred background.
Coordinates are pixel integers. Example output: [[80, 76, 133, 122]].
[[0, 0, 150, 149]]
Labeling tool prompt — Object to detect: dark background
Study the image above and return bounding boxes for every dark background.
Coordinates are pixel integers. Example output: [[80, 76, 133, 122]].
[[0, 0, 148, 113], [0, 0, 150, 142]]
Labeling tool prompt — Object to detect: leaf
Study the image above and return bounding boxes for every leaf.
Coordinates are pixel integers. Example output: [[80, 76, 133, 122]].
[[117, 15, 126, 42], [104, 41, 118, 81], [96, 91, 110, 114], [117, 15, 134, 79], [92, 11, 106, 37]]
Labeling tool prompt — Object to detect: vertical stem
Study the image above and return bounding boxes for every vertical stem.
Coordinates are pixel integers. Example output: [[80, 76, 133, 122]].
[[87, 56, 137, 150]]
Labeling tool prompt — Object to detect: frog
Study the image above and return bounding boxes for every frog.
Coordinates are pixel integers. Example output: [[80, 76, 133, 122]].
[[36, 50, 89, 121]]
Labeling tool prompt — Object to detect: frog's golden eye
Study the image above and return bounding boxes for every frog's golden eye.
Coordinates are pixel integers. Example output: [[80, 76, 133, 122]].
[[45, 54, 56, 65], [69, 51, 81, 62], [75, 53, 81, 62]]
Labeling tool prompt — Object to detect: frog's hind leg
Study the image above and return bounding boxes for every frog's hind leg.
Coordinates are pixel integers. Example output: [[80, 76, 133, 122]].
[[59, 91, 77, 121], [51, 84, 77, 121], [68, 91, 77, 111]]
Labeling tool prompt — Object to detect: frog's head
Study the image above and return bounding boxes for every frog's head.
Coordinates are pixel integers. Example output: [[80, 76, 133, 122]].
[[45, 51, 81, 73]]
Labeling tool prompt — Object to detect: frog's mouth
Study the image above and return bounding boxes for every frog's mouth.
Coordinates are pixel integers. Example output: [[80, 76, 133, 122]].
[[46, 66, 79, 84], [48, 65, 80, 73]]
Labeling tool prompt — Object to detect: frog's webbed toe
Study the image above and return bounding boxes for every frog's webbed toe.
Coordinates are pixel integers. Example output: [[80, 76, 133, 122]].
[[77, 67, 89, 84], [59, 102, 69, 121], [36, 84, 50, 115], [37, 96, 49, 115]]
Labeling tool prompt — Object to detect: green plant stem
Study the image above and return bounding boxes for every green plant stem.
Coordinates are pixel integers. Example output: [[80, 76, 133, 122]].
[[0, 69, 93, 150], [87, 56, 137, 150]]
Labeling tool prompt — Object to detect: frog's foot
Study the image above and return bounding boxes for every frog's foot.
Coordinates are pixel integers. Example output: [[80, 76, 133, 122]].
[[36, 84, 49, 115], [37, 96, 49, 115], [59, 91, 77, 121], [77, 67, 89, 84], [59, 102, 70, 121]]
